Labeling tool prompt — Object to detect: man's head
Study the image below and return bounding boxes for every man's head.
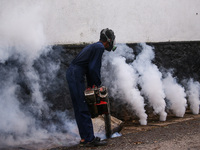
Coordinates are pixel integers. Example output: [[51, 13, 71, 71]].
[[100, 28, 116, 51]]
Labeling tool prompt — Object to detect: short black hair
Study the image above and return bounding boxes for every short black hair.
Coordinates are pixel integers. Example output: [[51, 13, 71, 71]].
[[100, 28, 115, 42]]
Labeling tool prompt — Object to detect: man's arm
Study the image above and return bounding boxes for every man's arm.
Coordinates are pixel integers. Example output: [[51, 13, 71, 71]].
[[87, 47, 104, 87]]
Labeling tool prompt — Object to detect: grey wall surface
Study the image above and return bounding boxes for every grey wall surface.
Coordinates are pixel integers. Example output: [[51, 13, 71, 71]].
[[55, 41, 200, 120]]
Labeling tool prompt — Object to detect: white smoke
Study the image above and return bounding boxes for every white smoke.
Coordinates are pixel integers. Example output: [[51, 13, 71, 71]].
[[163, 72, 187, 117], [102, 42, 200, 126], [132, 43, 167, 121], [0, 1, 47, 64], [102, 44, 147, 125], [186, 78, 200, 114], [0, 72, 33, 135], [0, 1, 78, 148]]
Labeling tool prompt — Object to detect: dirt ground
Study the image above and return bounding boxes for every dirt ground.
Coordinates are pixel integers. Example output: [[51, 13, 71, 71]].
[[53, 111, 200, 150], [2, 111, 200, 150]]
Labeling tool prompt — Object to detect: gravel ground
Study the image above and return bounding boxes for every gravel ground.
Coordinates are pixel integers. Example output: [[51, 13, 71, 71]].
[[2, 112, 200, 150], [52, 113, 200, 150]]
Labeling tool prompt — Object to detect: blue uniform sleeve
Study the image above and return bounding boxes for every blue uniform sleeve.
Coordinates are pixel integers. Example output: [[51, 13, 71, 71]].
[[87, 46, 104, 87]]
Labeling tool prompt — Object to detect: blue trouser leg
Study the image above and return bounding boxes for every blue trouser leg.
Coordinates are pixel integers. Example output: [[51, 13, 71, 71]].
[[66, 65, 95, 142]]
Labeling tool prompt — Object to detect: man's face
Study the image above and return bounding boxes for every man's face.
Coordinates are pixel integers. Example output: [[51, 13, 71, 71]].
[[104, 42, 110, 50], [105, 41, 116, 52]]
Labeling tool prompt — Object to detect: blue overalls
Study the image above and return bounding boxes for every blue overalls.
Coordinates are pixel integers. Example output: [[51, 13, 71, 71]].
[[66, 42, 105, 142]]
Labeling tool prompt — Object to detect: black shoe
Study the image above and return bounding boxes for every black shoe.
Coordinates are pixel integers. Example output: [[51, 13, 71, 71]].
[[80, 137, 107, 147]]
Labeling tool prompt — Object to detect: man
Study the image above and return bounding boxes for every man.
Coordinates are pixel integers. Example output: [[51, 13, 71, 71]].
[[66, 28, 116, 147]]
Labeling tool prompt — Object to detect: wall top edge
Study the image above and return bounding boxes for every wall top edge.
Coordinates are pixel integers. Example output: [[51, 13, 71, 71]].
[[52, 41, 200, 49]]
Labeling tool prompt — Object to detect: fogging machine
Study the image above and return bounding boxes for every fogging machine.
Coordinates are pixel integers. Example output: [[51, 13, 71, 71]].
[[84, 86, 111, 138], [84, 86, 110, 118]]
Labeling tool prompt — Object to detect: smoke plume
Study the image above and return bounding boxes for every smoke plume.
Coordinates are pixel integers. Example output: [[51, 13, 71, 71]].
[[0, 1, 78, 148], [132, 43, 167, 121], [102, 44, 147, 125], [186, 78, 200, 114], [102, 43, 200, 124], [162, 72, 187, 117]]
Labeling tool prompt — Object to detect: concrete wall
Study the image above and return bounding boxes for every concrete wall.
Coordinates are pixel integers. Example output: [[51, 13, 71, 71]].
[[45, 0, 200, 44], [1, 0, 200, 44]]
